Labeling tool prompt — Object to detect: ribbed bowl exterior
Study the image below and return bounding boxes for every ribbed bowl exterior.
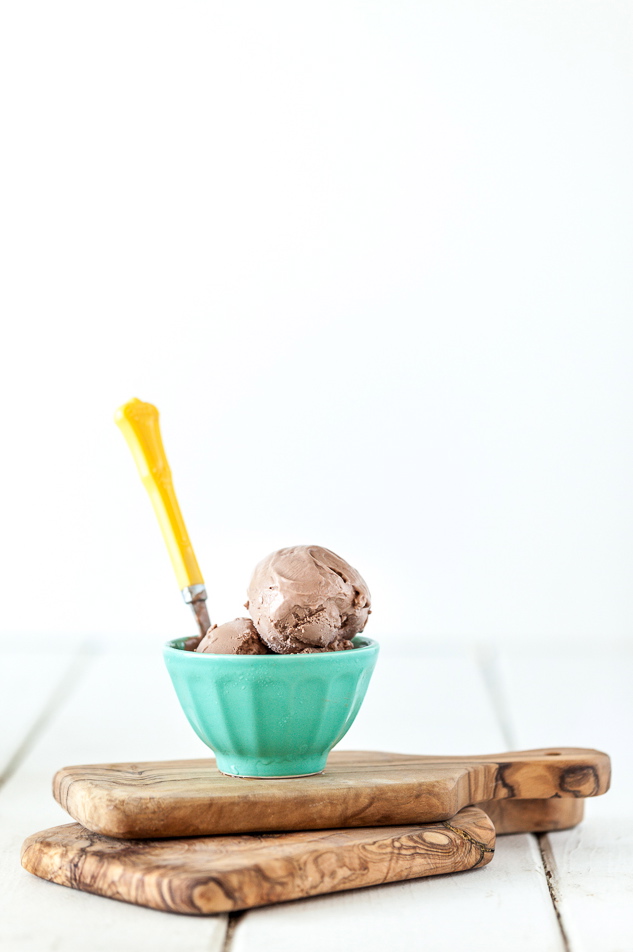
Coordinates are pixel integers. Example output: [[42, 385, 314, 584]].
[[163, 636, 379, 777]]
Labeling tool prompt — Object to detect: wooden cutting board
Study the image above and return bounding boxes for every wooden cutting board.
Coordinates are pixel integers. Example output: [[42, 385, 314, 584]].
[[53, 747, 609, 839], [478, 796, 583, 834], [21, 806, 495, 914]]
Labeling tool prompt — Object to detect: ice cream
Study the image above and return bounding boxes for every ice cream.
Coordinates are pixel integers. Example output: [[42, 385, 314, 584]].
[[196, 618, 270, 655], [185, 546, 371, 657], [246, 545, 371, 654]]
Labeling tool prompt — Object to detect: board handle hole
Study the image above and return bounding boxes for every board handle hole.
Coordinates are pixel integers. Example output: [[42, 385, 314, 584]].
[[545, 751, 561, 756]]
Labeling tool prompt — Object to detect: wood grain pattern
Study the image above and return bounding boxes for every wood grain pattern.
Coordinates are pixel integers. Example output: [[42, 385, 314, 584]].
[[478, 797, 584, 834], [21, 807, 495, 914], [53, 747, 609, 839]]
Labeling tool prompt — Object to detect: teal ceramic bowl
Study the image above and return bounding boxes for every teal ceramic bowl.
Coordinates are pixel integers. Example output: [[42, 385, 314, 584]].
[[163, 636, 379, 777]]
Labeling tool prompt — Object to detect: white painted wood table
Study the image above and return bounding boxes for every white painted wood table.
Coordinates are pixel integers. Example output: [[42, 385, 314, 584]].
[[1, 638, 630, 951]]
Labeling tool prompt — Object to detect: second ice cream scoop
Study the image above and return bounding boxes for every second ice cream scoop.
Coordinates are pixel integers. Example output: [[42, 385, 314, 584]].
[[247, 545, 371, 654], [196, 618, 269, 655]]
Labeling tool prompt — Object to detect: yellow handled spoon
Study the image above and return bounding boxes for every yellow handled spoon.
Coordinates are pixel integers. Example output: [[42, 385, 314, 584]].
[[115, 398, 211, 639]]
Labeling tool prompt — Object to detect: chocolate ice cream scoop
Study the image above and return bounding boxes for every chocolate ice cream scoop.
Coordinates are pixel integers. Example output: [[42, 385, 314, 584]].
[[196, 618, 270, 655], [246, 545, 371, 654]]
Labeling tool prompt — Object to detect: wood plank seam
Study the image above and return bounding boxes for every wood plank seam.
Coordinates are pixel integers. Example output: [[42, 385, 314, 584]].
[[537, 833, 571, 952], [476, 644, 516, 749], [476, 648, 572, 950], [0, 645, 96, 791], [222, 912, 246, 952]]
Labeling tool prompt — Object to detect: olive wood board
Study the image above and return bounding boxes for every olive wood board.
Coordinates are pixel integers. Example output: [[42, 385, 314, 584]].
[[478, 795, 583, 833], [21, 806, 495, 914], [53, 747, 609, 839]]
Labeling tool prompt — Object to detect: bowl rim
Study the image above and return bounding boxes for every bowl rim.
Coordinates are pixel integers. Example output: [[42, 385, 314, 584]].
[[163, 634, 379, 661]]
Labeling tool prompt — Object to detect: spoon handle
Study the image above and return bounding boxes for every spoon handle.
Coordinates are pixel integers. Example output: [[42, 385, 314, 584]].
[[115, 398, 210, 636]]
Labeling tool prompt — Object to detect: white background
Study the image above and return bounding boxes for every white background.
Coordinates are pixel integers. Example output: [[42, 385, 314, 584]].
[[1, 0, 631, 649]]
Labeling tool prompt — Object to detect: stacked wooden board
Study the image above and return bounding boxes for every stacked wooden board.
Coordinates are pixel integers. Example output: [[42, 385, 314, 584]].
[[21, 747, 609, 913]]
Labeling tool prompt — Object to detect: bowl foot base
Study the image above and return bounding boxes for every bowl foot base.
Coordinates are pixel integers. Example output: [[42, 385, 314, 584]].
[[215, 753, 328, 778], [219, 769, 325, 779]]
